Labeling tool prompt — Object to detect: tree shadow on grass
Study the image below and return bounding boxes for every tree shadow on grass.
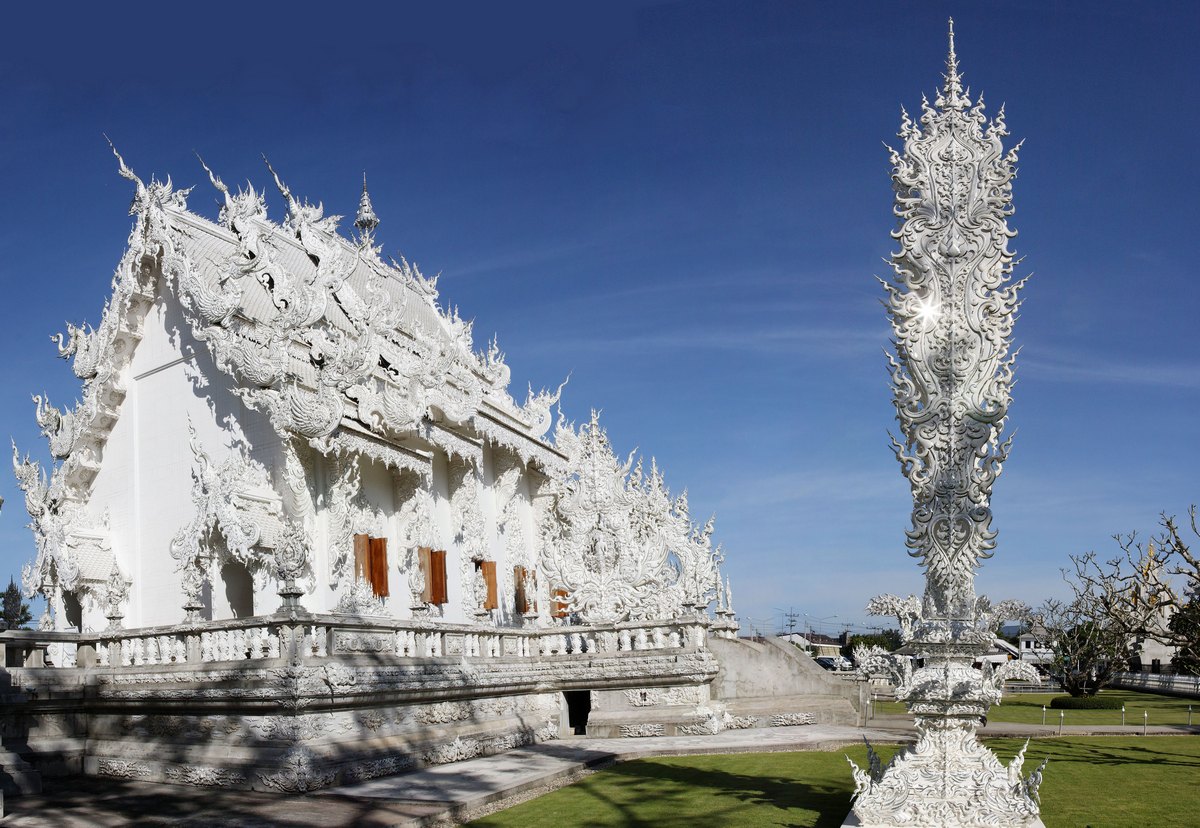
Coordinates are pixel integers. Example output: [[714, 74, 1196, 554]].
[[538, 759, 854, 828], [987, 737, 1200, 770]]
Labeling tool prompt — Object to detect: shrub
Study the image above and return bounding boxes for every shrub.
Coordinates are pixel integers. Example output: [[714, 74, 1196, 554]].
[[1049, 695, 1123, 710]]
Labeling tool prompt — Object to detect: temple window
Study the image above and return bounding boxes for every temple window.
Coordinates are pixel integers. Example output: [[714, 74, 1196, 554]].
[[475, 560, 499, 610], [221, 560, 255, 618], [353, 534, 390, 598], [418, 547, 449, 605], [513, 565, 535, 613]]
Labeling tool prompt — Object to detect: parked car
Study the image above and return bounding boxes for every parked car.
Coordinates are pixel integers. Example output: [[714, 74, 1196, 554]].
[[814, 655, 853, 672]]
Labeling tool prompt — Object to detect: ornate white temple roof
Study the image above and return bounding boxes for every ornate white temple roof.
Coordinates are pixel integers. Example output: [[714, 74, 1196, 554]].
[[39, 148, 569, 487], [14, 149, 573, 601]]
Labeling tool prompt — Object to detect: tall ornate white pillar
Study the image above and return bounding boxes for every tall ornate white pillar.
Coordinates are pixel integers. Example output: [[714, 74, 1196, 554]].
[[845, 21, 1046, 828]]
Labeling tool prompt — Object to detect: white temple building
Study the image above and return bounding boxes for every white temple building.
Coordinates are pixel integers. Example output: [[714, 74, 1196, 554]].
[[0, 150, 861, 794]]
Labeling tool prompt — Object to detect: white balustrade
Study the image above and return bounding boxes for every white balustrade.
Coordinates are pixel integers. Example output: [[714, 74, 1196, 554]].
[[18, 614, 707, 674]]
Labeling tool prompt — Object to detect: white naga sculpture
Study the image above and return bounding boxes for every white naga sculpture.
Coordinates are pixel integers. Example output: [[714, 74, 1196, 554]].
[[847, 22, 1047, 828]]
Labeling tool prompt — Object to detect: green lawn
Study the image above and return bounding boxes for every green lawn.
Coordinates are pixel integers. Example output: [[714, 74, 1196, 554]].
[[469, 736, 1200, 828], [872, 688, 1197, 727]]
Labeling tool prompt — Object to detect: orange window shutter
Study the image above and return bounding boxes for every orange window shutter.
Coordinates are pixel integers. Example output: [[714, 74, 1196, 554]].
[[481, 560, 498, 610], [418, 547, 433, 603], [354, 534, 370, 583], [369, 537, 389, 598], [431, 549, 448, 605], [513, 565, 527, 613]]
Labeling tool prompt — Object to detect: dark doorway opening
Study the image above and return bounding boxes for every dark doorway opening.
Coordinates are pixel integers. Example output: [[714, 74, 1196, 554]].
[[564, 690, 591, 736]]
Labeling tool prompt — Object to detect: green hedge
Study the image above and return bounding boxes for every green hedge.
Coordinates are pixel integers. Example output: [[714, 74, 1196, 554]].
[[1049, 695, 1124, 710]]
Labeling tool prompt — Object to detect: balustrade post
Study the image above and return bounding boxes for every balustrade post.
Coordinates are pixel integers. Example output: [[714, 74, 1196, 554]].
[[186, 631, 202, 663], [274, 622, 300, 664]]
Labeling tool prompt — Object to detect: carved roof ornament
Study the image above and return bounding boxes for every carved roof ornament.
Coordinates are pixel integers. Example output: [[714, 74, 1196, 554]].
[[106, 136, 192, 216], [263, 156, 341, 236], [354, 173, 380, 246]]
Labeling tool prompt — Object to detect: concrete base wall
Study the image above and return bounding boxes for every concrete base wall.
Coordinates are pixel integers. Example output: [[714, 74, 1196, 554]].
[[1, 643, 720, 793]]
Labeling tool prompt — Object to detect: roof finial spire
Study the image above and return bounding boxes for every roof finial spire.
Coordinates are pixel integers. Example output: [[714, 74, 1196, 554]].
[[354, 171, 380, 245], [939, 17, 967, 111], [948, 17, 957, 70]]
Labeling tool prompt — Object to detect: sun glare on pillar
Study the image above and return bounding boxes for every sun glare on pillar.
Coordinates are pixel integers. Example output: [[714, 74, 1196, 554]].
[[915, 298, 941, 326]]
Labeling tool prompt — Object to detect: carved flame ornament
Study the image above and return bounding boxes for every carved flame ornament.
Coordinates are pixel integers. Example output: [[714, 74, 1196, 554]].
[[847, 22, 1047, 828]]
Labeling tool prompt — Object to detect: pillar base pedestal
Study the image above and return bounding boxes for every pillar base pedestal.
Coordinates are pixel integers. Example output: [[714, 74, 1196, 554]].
[[841, 814, 1046, 828]]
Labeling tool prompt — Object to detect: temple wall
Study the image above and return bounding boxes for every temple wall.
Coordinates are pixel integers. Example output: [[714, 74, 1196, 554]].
[[87, 290, 280, 629]]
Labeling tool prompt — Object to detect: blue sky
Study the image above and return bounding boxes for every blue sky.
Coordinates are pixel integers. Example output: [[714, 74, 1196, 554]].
[[0, 3, 1197, 636]]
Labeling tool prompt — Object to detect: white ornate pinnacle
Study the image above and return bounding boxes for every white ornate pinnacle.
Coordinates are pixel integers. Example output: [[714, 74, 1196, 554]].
[[848, 22, 1046, 828], [354, 173, 380, 246], [538, 411, 723, 624], [884, 18, 1023, 627]]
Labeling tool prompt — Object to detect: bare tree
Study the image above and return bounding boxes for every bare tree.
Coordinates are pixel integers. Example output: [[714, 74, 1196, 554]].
[[1034, 597, 1132, 697], [1069, 506, 1200, 650]]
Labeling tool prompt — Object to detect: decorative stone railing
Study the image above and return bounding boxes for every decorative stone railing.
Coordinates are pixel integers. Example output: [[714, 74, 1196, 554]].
[[1111, 671, 1200, 698], [0, 613, 709, 671]]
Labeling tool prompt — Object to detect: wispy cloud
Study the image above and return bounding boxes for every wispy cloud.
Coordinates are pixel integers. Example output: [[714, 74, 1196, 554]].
[[1022, 348, 1200, 390], [441, 238, 602, 279], [713, 467, 898, 512], [546, 324, 882, 359]]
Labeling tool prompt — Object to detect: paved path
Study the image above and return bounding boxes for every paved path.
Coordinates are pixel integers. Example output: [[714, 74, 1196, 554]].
[[0, 724, 908, 827]]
